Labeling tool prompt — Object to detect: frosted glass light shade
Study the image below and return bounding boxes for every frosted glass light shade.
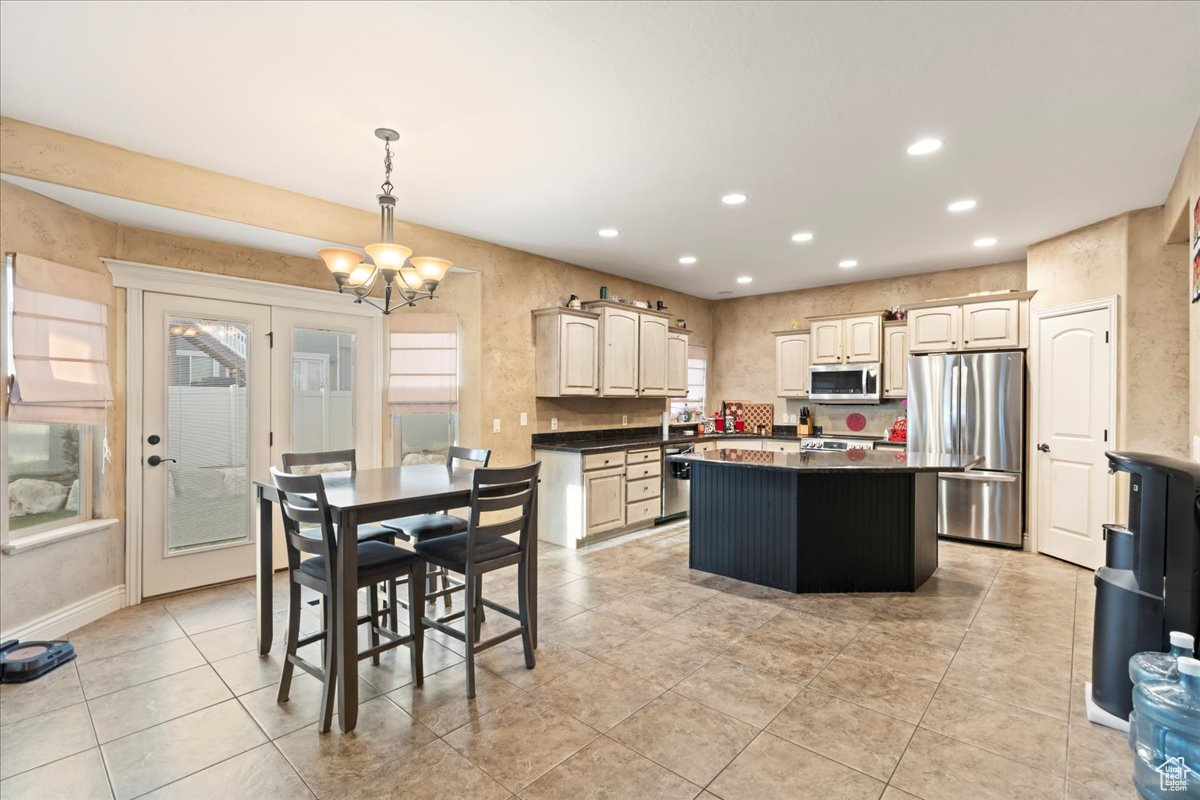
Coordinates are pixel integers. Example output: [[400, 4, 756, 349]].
[[399, 267, 424, 290], [317, 247, 363, 276], [347, 264, 376, 287], [409, 257, 452, 282], [364, 243, 413, 271]]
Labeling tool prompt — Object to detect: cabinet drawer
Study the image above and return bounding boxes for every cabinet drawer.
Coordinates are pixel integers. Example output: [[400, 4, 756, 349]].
[[626, 448, 660, 465], [626, 499, 659, 526], [626, 460, 661, 480], [583, 451, 625, 471], [626, 476, 661, 502], [763, 440, 801, 453]]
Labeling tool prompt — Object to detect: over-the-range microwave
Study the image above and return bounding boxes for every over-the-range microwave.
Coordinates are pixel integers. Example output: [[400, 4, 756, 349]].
[[808, 362, 881, 404]]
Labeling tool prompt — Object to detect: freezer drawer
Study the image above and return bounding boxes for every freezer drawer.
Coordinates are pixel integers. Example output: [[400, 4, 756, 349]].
[[937, 470, 1022, 546]]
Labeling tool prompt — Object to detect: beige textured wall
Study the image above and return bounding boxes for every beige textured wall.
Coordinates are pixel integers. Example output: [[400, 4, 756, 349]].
[[0, 181, 125, 634], [1163, 118, 1199, 454], [710, 261, 1028, 422]]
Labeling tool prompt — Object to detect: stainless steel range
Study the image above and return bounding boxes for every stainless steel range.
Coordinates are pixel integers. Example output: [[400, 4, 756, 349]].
[[799, 436, 875, 452]]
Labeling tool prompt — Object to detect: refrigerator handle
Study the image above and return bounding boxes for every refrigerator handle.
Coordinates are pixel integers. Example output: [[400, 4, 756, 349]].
[[949, 358, 961, 455]]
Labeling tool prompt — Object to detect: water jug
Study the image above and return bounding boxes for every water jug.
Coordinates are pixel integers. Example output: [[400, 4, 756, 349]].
[[1130, 632, 1196, 686], [1129, 656, 1200, 799]]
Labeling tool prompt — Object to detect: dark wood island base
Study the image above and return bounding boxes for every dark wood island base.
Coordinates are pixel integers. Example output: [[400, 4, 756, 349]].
[[674, 448, 980, 594]]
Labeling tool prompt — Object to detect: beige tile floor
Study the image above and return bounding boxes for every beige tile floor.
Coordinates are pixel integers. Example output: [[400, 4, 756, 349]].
[[0, 524, 1133, 799]]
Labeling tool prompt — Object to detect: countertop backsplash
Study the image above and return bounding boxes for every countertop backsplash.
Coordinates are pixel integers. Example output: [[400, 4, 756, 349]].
[[781, 398, 906, 438]]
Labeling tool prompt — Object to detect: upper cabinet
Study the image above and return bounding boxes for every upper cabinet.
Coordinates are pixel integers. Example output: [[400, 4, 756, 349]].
[[775, 331, 811, 396], [962, 299, 1020, 349], [666, 329, 689, 397], [638, 313, 669, 396], [908, 305, 961, 352], [842, 314, 882, 363], [534, 308, 599, 397], [598, 305, 640, 396], [906, 292, 1033, 353], [882, 321, 908, 397], [810, 320, 843, 364]]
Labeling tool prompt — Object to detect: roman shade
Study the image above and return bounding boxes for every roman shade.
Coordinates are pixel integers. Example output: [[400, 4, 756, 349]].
[[7, 253, 114, 425], [387, 313, 458, 413]]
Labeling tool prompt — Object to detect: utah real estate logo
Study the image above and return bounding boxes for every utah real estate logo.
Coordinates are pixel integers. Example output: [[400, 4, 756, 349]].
[[1157, 756, 1195, 793]]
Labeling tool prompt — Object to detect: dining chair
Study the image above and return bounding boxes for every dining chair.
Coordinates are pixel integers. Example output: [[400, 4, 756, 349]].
[[415, 462, 540, 698], [381, 446, 492, 611], [282, 449, 401, 628], [271, 467, 426, 732]]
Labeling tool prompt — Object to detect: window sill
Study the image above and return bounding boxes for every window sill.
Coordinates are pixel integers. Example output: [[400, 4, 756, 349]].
[[2, 518, 120, 555]]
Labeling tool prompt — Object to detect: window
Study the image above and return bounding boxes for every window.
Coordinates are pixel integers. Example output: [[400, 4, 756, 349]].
[[388, 314, 459, 465], [2, 253, 113, 544], [670, 345, 707, 423]]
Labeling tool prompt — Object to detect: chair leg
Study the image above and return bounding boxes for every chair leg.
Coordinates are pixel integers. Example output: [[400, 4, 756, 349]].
[[278, 580, 303, 703], [440, 570, 452, 609], [318, 620, 338, 734], [473, 574, 484, 641], [518, 557, 536, 670], [367, 582, 381, 666], [409, 562, 425, 687], [476, 574, 485, 623], [463, 570, 477, 699], [426, 569, 439, 607], [387, 578, 399, 632]]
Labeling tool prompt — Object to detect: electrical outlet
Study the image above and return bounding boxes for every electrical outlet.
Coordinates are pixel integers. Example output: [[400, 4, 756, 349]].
[[1193, 435, 1200, 462], [492, 418, 501, 434], [550, 417, 558, 431], [622, 415, 628, 426], [520, 412, 528, 427]]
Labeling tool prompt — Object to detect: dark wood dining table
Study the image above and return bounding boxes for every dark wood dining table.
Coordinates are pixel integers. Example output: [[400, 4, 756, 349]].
[[254, 464, 538, 732]]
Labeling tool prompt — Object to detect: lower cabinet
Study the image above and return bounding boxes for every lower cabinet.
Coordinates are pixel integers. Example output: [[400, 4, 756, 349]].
[[536, 445, 664, 547], [583, 466, 625, 536]]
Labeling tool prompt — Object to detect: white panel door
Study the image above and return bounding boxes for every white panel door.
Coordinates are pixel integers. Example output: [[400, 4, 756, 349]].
[[1036, 307, 1112, 569], [142, 294, 270, 597]]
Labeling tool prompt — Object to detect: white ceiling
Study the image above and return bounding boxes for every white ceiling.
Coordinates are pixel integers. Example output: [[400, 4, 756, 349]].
[[1, 1, 1197, 300]]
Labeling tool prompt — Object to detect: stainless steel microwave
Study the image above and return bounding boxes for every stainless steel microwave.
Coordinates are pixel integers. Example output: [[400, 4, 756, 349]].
[[808, 362, 881, 403]]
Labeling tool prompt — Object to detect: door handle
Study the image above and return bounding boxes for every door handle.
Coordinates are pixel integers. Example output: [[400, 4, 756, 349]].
[[1036, 443, 1050, 453], [146, 455, 177, 466]]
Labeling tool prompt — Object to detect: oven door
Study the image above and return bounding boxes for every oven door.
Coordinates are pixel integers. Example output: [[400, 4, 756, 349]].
[[808, 363, 880, 404]]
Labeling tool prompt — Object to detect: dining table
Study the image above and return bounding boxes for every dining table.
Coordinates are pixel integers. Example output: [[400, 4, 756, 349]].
[[253, 463, 538, 732]]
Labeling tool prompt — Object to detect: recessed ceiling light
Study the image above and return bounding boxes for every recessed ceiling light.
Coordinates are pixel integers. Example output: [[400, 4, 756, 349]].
[[678, 255, 697, 265], [838, 259, 858, 269], [973, 237, 997, 248], [947, 199, 977, 213], [721, 193, 748, 205], [598, 228, 619, 238], [736, 276, 753, 284], [906, 138, 943, 156], [791, 232, 814, 243]]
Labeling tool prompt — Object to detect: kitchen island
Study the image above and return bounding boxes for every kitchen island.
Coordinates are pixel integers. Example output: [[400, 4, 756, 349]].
[[669, 448, 981, 593]]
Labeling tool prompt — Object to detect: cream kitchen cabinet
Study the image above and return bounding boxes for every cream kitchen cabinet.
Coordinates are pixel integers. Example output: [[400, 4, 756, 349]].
[[597, 305, 640, 396], [883, 321, 908, 397], [638, 313, 669, 396], [907, 305, 961, 352], [666, 328, 689, 397], [583, 466, 625, 536], [762, 440, 801, 454], [533, 308, 600, 397], [722, 439, 764, 451], [962, 299, 1020, 349], [775, 331, 811, 397], [810, 320, 843, 364], [842, 314, 882, 363]]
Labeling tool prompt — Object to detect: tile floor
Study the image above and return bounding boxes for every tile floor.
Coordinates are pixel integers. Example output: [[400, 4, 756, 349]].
[[0, 523, 1132, 799]]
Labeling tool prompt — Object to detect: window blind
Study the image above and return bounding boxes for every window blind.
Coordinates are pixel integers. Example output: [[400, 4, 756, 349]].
[[7, 253, 114, 425], [388, 313, 458, 413]]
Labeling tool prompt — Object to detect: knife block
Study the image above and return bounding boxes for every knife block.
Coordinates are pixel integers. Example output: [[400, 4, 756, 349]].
[[797, 420, 813, 436]]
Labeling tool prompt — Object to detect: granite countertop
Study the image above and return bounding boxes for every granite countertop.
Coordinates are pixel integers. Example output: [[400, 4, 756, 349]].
[[531, 431, 803, 454], [668, 449, 981, 474]]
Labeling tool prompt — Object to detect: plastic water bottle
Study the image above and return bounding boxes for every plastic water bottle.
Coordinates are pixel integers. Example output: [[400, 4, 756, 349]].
[[1129, 656, 1200, 799], [1130, 632, 1197, 686]]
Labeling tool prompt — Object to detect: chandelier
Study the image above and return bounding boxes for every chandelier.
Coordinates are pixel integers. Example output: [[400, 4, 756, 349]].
[[317, 128, 451, 314]]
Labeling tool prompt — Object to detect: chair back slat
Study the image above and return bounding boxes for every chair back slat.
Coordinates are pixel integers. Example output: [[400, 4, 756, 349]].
[[465, 462, 540, 565], [271, 467, 338, 568], [447, 446, 491, 468], [282, 449, 358, 475]]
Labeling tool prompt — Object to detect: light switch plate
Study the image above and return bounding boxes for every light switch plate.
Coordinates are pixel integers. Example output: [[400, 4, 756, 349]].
[[1192, 435, 1200, 462], [493, 418, 501, 433], [622, 415, 628, 426], [520, 412, 528, 427], [550, 417, 558, 431]]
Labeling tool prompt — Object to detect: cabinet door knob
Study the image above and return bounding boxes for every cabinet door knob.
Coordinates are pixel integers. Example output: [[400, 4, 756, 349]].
[[1036, 443, 1050, 453]]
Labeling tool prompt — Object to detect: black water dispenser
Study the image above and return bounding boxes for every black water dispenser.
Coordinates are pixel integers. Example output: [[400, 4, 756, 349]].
[[1089, 451, 1200, 723]]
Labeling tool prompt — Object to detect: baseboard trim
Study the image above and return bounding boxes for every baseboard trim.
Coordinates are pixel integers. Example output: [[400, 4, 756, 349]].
[[1, 585, 127, 642]]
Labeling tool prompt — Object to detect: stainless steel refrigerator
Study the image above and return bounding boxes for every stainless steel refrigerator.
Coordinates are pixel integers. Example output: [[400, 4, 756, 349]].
[[907, 351, 1024, 547]]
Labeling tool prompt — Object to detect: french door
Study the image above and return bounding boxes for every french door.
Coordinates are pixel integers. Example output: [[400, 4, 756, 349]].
[[142, 294, 270, 597], [141, 295, 380, 597]]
